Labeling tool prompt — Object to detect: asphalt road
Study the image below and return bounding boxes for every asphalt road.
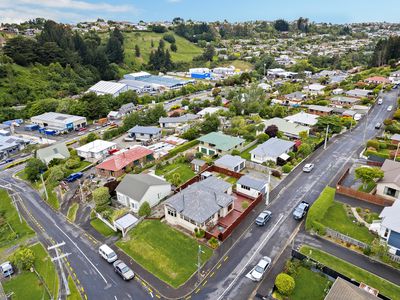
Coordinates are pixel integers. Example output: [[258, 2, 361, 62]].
[[0, 166, 153, 300], [191, 90, 399, 300]]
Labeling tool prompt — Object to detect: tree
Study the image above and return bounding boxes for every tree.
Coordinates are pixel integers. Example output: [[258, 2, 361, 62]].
[[46, 165, 65, 185], [275, 273, 295, 296], [25, 158, 47, 182], [163, 33, 176, 43], [138, 201, 151, 217], [265, 125, 279, 138], [257, 133, 269, 143], [106, 36, 124, 64], [11, 247, 35, 270], [274, 19, 289, 32], [171, 173, 181, 187], [201, 114, 220, 133], [202, 44, 215, 61], [355, 167, 384, 190], [135, 44, 141, 57], [170, 43, 177, 52], [298, 143, 313, 157], [92, 187, 110, 211]]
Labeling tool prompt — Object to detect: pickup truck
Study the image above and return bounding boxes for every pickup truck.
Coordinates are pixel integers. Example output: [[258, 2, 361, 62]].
[[293, 201, 310, 220]]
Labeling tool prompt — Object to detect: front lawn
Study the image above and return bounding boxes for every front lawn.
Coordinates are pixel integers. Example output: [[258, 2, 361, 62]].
[[320, 201, 376, 244], [67, 203, 79, 222], [291, 266, 330, 300], [0, 189, 35, 252], [116, 220, 213, 288], [358, 181, 376, 193], [300, 246, 400, 300], [90, 218, 118, 237], [155, 163, 195, 185], [240, 143, 259, 160]]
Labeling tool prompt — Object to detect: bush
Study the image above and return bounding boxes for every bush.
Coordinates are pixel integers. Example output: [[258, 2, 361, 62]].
[[366, 139, 379, 149], [282, 164, 293, 173], [241, 201, 249, 209], [379, 142, 388, 150], [271, 169, 281, 178], [275, 273, 295, 296], [284, 260, 301, 276], [138, 201, 151, 217], [65, 157, 81, 169], [163, 33, 176, 43], [11, 247, 35, 271], [209, 237, 219, 249], [305, 187, 335, 234], [194, 228, 205, 238], [231, 149, 241, 156]]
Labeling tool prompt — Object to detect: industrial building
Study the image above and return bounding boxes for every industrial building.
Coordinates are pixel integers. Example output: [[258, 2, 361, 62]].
[[30, 112, 87, 132], [87, 81, 129, 97]]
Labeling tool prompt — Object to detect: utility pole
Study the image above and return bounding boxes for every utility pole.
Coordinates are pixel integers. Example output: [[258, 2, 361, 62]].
[[324, 124, 330, 150], [197, 245, 204, 284], [363, 110, 369, 142], [48, 242, 71, 297], [265, 170, 271, 206], [40, 171, 48, 201]]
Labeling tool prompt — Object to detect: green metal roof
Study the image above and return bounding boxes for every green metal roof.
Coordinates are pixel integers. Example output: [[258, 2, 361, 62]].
[[197, 132, 244, 151]]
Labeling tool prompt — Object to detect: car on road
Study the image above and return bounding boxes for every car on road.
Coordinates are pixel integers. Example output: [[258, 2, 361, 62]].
[[89, 128, 95, 132], [293, 201, 310, 220], [66, 172, 83, 182], [248, 256, 271, 282], [255, 210, 272, 226], [4, 158, 14, 163], [387, 105, 393, 111], [123, 137, 134, 142], [113, 260, 135, 281], [375, 122, 382, 129], [377, 98, 383, 105], [302, 163, 314, 173], [99, 244, 118, 263]]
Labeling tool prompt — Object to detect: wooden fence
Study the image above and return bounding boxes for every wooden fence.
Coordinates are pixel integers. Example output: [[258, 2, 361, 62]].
[[325, 228, 368, 249], [336, 185, 394, 207]]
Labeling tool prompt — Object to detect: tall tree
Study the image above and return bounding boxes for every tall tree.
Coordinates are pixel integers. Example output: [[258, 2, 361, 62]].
[[106, 36, 124, 64], [135, 44, 141, 57]]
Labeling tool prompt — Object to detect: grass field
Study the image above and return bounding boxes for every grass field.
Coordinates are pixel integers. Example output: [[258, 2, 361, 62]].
[[117, 31, 202, 68], [240, 143, 259, 160], [300, 245, 400, 300], [321, 201, 376, 244], [90, 218, 118, 237], [220, 60, 254, 71], [116, 220, 213, 288], [3, 243, 58, 300], [0, 189, 35, 252], [291, 266, 330, 300], [155, 162, 195, 185], [67, 203, 79, 222], [67, 276, 82, 300]]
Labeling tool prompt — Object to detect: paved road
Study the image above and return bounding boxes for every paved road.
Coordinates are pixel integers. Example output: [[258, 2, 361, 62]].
[[0, 166, 153, 300], [191, 90, 398, 300]]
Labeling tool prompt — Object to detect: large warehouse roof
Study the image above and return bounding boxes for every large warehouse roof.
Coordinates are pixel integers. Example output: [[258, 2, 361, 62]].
[[88, 81, 127, 95]]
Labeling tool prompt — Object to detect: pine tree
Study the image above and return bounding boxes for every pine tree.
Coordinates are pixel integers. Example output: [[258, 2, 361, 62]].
[[135, 44, 141, 57]]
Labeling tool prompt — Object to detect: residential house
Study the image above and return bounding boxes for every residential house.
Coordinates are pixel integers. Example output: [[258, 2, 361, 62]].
[[119, 103, 135, 116], [332, 88, 344, 95], [390, 134, 400, 145], [116, 174, 171, 213], [324, 277, 379, 300], [36, 143, 70, 165], [279, 91, 307, 106], [214, 155, 246, 172], [307, 105, 334, 116], [159, 114, 200, 133], [191, 159, 207, 173], [345, 89, 373, 98], [376, 159, 400, 200], [364, 76, 390, 85], [107, 111, 122, 120], [95, 146, 154, 177], [250, 137, 295, 164], [197, 132, 245, 156], [196, 107, 228, 117], [284, 112, 319, 127], [236, 175, 267, 199], [377, 199, 400, 256], [331, 96, 360, 107], [164, 176, 234, 232], [303, 83, 326, 95], [128, 126, 162, 142], [263, 117, 310, 139], [389, 71, 400, 84], [76, 140, 117, 163]]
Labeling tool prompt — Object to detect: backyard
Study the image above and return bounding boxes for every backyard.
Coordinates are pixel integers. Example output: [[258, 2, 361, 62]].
[[116, 220, 213, 288], [155, 162, 195, 185], [240, 143, 259, 160], [300, 245, 400, 300], [291, 266, 331, 300]]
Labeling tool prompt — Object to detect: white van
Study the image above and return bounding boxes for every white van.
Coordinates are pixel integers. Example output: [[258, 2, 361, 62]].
[[99, 244, 118, 263], [378, 98, 383, 105]]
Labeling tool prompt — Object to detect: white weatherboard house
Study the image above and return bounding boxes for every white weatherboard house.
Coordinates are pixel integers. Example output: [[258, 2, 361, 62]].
[[250, 138, 295, 164], [376, 160, 400, 200], [76, 140, 117, 162], [116, 174, 171, 213], [128, 125, 162, 142], [36, 143, 70, 165], [284, 112, 319, 127], [303, 83, 326, 95], [236, 175, 267, 199], [214, 155, 245, 172]]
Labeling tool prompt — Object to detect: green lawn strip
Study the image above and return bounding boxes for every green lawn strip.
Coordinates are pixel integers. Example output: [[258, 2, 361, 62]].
[[67, 203, 79, 222], [67, 276, 82, 300], [44, 183, 60, 210], [225, 176, 238, 185], [0, 189, 35, 252], [321, 201, 376, 244], [291, 266, 330, 300], [240, 143, 259, 160], [116, 220, 213, 288], [358, 181, 376, 193], [300, 245, 400, 300], [90, 218, 118, 237], [155, 163, 196, 184]]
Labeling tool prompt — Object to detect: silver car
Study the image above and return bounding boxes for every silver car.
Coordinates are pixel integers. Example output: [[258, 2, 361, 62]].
[[302, 163, 314, 173], [249, 256, 272, 282], [113, 260, 135, 281]]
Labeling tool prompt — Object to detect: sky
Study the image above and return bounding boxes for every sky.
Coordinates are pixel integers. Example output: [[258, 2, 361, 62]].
[[0, 0, 399, 24]]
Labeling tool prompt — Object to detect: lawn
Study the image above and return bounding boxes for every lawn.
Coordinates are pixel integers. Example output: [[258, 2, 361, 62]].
[[300, 246, 400, 300], [67, 203, 79, 222], [0, 189, 35, 252], [240, 143, 259, 160], [220, 60, 254, 71], [291, 266, 330, 300], [67, 276, 82, 300], [120, 31, 202, 68], [90, 218, 118, 237], [116, 220, 213, 288], [155, 163, 195, 185], [45, 184, 60, 210], [3, 243, 58, 300], [320, 201, 376, 244], [358, 181, 376, 193]]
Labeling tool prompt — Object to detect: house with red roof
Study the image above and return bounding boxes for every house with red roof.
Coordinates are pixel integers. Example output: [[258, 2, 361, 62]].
[[95, 146, 154, 177], [364, 76, 390, 85]]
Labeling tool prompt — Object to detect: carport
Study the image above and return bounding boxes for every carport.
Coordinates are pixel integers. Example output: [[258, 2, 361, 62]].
[[114, 214, 139, 237]]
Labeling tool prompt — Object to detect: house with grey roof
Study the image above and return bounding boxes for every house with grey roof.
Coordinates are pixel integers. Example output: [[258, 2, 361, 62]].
[[284, 112, 319, 127], [325, 277, 379, 300], [375, 199, 400, 256], [116, 173, 171, 213], [214, 155, 245, 172], [307, 105, 334, 116], [331, 96, 360, 106], [159, 114, 200, 129], [119, 103, 135, 116], [345, 89, 373, 98], [263, 117, 310, 139], [128, 125, 162, 142], [36, 142, 70, 165], [198, 132, 245, 156], [250, 137, 295, 164], [236, 175, 267, 199], [0, 135, 30, 160], [164, 176, 234, 232], [376, 159, 400, 201]]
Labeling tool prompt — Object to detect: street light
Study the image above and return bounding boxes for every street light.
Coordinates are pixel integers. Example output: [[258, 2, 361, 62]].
[[324, 125, 330, 150], [265, 169, 271, 206]]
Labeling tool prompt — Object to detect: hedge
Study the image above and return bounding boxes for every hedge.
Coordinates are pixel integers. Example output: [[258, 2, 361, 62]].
[[305, 186, 335, 234], [163, 140, 199, 160]]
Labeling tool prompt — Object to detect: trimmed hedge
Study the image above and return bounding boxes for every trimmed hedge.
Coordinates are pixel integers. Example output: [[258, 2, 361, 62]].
[[163, 140, 199, 160], [305, 186, 335, 234]]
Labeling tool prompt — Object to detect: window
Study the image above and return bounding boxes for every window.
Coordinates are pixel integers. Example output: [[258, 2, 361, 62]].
[[241, 185, 250, 191], [167, 208, 176, 217], [384, 187, 400, 198], [130, 201, 138, 210], [228, 203, 233, 211]]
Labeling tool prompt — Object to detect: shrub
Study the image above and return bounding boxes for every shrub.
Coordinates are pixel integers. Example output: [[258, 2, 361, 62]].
[[284, 260, 301, 276], [11, 247, 35, 271], [209, 237, 219, 249], [305, 186, 335, 234], [379, 142, 388, 150], [194, 228, 205, 238], [275, 273, 295, 296], [138, 201, 151, 217], [366, 139, 379, 149], [65, 157, 81, 169], [271, 169, 281, 178], [231, 149, 241, 156], [282, 164, 293, 173], [241, 201, 249, 209]]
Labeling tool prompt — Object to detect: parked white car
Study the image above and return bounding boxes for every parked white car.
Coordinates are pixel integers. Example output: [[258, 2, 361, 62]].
[[303, 163, 315, 173], [247, 256, 272, 282], [387, 105, 393, 111]]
